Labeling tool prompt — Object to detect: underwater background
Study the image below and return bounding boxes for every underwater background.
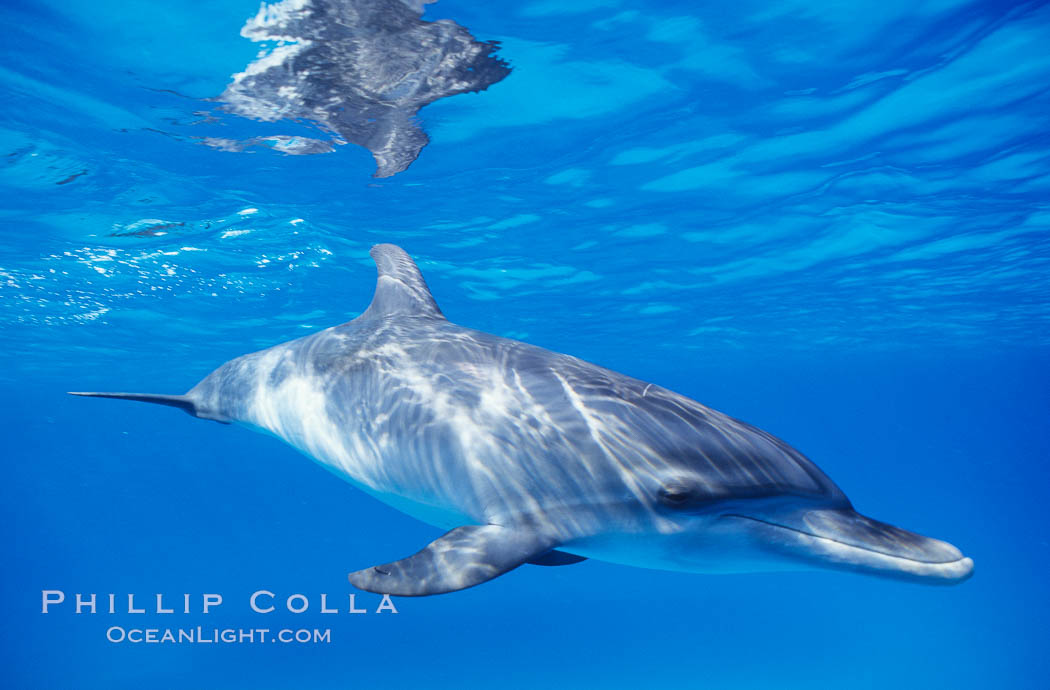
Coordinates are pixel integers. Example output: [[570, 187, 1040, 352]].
[[2, 0, 1049, 687]]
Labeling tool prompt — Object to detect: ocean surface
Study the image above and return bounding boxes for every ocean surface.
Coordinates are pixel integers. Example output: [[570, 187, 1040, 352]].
[[2, 0, 1049, 687]]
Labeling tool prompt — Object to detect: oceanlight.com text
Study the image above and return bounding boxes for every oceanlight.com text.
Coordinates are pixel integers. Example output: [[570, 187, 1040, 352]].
[[106, 626, 331, 644]]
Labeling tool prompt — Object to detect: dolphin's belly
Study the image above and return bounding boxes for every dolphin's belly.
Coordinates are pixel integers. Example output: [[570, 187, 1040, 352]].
[[242, 412, 477, 529]]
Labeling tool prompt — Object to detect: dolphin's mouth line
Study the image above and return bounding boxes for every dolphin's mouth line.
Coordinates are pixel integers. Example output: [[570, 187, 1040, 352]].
[[723, 514, 965, 566]]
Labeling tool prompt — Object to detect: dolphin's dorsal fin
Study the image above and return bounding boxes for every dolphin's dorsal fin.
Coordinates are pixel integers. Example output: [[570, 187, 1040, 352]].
[[360, 244, 445, 321]]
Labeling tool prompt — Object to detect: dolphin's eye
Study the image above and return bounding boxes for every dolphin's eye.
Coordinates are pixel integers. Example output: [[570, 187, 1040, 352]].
[[658, 483, 695, 507]]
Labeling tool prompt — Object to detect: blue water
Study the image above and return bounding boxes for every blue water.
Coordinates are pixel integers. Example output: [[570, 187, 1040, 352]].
[[3, 0, 1049, 687]]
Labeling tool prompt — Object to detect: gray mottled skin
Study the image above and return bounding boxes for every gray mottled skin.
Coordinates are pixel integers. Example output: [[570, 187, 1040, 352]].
[[72, 245, 974, 596], [216, 0, 511, 177]]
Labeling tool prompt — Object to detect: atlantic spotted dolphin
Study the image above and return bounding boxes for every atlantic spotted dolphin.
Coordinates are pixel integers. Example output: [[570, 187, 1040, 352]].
[[71, 244, 973, 595]]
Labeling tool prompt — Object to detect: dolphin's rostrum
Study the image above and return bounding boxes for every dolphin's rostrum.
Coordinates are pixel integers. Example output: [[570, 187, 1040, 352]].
[[71, 245, 974, 595]]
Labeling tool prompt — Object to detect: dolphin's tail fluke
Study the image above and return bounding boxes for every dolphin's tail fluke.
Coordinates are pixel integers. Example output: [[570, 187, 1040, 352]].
[[67, 391, 230, 424]]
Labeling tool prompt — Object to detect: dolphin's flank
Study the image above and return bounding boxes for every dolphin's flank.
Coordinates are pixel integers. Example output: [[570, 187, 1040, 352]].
[[71, 244, 973, 595]]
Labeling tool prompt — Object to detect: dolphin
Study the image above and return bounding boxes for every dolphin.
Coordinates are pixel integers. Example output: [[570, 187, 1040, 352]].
[[71, 244, 974, 595]]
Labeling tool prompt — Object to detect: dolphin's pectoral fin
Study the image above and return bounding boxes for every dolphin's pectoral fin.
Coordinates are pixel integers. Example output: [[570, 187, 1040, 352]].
[[348, 525, 557, 596], [526, 550, 588, 567]]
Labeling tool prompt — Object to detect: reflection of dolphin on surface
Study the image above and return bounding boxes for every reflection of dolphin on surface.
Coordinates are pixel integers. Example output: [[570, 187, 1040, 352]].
[[211, 0, 511, 177], [71, 245, 973, 596]]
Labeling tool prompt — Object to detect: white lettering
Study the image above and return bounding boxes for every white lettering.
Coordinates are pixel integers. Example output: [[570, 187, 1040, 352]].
[[377, 594, 398, 614], [127, 594, 145, 614], [250, 590, 275, 613], [75, 593, 96, 614], [286, 594, 308, 613], [41, 590, 65, 613], [347, 594, 366, 614], [203, 593, 222, 614]]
